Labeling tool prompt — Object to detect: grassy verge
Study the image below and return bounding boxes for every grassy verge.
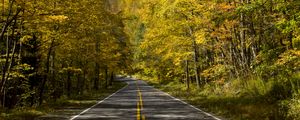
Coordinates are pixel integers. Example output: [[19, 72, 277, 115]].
[[143, 78, 288, 120], [0, 81, 126, 120]]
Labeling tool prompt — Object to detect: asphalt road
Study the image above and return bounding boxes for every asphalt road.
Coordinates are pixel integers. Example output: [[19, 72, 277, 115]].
[[70, 78, 222, 120]]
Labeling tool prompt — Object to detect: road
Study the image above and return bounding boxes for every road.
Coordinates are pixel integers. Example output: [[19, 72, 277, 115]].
[[70, 78, 222, 120]]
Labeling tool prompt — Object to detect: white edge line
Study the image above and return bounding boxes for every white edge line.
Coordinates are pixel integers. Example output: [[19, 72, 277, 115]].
[[70, 82, 129, 120], [148, 85, 223, 120]]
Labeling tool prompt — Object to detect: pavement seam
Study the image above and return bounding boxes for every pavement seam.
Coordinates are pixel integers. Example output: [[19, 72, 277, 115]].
[[69, 82, 129, 120]]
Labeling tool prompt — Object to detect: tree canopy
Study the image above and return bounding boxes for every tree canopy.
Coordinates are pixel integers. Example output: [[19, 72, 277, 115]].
[[1, 0, 300, 119]]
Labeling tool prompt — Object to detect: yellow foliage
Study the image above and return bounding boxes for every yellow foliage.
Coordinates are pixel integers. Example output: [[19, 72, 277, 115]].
[[276, 50, 300, 67], [195, 31, 206, 45], [45, 15, 68, 22]]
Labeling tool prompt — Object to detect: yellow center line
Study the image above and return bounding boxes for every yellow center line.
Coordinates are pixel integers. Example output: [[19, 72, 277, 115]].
[[137, 100, 141, 120], [139, 92, 143, 109], [136, 80, 145, 120]]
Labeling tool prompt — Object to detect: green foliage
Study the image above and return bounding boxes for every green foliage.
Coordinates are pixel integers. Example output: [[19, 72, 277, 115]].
[[0, 108, 45, 120], [146, 79, 284, 120], [0, 81, 126, 120], [287, 95, 300, 119], [242, 78, 269, 97], [202, 64, 232, 82], [293, 37, 300, 49]]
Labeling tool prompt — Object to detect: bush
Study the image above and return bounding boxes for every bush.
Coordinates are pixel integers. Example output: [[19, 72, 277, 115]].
[[242, 78, 271, 98], [293, 37, 300, 50], [287, 95, 300, 119]]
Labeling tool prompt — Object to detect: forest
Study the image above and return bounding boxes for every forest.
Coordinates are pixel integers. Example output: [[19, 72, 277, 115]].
[[1, 0, 300, 120], [0, 0, 132, 115]]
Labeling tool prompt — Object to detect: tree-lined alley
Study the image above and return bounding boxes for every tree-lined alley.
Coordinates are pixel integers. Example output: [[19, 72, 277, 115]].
[[1, 0, 300, 120]]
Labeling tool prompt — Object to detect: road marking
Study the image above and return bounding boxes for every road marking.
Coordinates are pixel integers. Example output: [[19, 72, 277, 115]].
[[137, 101, 141, 120], [136, 80, 145, 120], [142, 115, 145, 120], [70, 83, 129, 120], [148, 85, 222, 120], [139, 91, 143, 109]]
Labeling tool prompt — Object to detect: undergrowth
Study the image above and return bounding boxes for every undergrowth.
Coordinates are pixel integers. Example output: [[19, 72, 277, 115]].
[[0, 81, 126, 120], [142, 72, 300, 120]]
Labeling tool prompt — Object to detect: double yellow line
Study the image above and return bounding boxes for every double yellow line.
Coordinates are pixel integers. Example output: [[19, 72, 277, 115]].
[[136, 81, 145, 120]]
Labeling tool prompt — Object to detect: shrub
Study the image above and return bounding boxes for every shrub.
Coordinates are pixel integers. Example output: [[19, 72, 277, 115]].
[[287, 95, 300, 119]]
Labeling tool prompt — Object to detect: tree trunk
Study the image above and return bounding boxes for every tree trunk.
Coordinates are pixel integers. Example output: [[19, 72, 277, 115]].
[[82, 67, 86, 93], [188, 26, 200, 88], [77, 73, 81, 95], [38, 39, 54, 105], [94, 63, 99, 90], [185, 60, 190, 90], [110, 71, 114, 86], [0, 18, 17, 104], [105, 67, 108, 89], [4, 33, 17, 91], [239, 0, 248, 75], [50, 51, 57, 101], [0, 29, 11, 95], [192, 39, 200, 87], [67, 70, 71, 97], [94, 38, 100, 90]]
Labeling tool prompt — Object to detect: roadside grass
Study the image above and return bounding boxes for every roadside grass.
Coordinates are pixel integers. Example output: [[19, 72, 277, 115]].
[[0, 81, 126, 120], [142, 76, 296, 120]]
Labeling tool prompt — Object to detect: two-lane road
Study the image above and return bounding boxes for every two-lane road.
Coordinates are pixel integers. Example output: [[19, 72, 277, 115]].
[[70, 78, 222, 120]]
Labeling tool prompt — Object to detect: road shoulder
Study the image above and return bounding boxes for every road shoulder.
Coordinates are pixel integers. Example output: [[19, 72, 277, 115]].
[[36, 81, 127, 120]]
